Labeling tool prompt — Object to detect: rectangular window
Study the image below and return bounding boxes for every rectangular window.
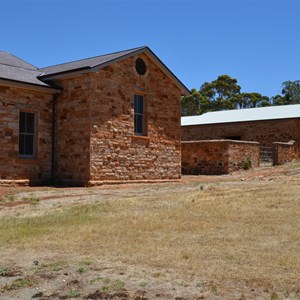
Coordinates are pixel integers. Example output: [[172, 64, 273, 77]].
[[19, 111, 36, 158], [134, 94, 145, 135]]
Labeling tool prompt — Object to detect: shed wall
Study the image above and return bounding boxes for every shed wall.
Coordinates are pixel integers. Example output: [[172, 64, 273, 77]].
[[181, 140, 260, 175], [181, 118, 300, 155]]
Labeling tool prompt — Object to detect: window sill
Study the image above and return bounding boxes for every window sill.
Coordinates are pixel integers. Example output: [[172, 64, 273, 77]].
[[17, 158, 39, 164], [131, 135, 150, 141]]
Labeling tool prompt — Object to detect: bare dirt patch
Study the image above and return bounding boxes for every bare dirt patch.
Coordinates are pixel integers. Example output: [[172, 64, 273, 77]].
[[0, 162, 300, 299]]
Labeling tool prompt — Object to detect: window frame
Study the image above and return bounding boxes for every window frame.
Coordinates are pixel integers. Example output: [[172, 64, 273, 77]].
[[19, 111, 37, 159], [134, 94, 146, 136]]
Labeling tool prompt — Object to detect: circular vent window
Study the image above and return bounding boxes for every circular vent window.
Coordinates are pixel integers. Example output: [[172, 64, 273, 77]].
[[135, 58, 147, 75]]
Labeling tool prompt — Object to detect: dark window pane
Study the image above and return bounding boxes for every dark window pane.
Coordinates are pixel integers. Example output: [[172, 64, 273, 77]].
[[134, 95, 145, 135], [25, 135, 34, 155], [134, 114, 143, 134], [134, 115, 138, 133], [139, 97, 144, 114], [134, 95, 139, 112], [19, 112, 35, 157], [19, 112, 26, 133], [19, 134, 25, 155], [26, 113, 35, 134], [134, 95, 143, 114], [135, 58, 147, 75]]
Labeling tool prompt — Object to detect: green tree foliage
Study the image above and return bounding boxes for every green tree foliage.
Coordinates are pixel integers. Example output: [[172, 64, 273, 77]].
[[272, 80, 300, 105], [181, 75, 270, 116], [271, 94, 285, 106], [181, 76, 300, 116], [200, 75, 241, 111], [181, 88, 210, 116], [237, 92, 271, 109]]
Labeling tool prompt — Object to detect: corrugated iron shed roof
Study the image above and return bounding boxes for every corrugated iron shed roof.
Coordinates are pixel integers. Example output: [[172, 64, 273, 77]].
[[181, 104, 300, 126]]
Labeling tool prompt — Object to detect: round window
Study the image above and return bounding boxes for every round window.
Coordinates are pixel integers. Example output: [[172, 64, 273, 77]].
[[135, 58, 147, 75]]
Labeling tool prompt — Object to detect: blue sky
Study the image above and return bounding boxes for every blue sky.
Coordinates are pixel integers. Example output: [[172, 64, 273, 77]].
[[1, 0, 299, 97]]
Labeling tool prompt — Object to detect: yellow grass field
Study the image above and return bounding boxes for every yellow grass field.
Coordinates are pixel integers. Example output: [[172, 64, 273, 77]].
[[0, 163, 299, 299]]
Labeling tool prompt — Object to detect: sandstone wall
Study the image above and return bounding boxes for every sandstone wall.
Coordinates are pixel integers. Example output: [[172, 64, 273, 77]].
[[54, 54, 182, 184], [0, 85, 53, 183], [89, 54, 182, 182], [227, 141, 260, 172], [181, 119, 300, 155], [273, 141, 298, 165], [54, 74, 91, 184], [182, 140, 259, 175]]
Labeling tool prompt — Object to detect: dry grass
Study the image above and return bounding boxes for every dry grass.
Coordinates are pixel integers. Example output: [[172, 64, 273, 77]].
[[0, 174, 300, 298]]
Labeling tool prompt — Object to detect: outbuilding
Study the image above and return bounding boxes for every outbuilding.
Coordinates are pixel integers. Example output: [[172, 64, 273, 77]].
[[181, 105, 300, 175], [182, 105, 300, 153]]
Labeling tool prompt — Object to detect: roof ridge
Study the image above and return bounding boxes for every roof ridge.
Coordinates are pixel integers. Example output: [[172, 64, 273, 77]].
[[185, 104, 300, 119], [181, 104, 300, 126], [0, 62, 42, 73], [0, 50, 37, 70], [203, 103, 300, 114], [38, 46, 147, 70]]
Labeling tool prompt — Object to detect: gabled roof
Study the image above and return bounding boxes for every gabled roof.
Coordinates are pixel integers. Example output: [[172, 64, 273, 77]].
[[39, 46, 146, 77], [0, 51, 55, 89], [181, 104, 300, 126], [0, 51, 37, 70], [38, 46, 189, 94], [0, 47, 189, 94]]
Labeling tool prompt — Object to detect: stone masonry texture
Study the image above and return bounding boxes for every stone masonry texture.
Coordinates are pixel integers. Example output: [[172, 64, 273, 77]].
[[181, 140, 260, 175], [181, 118, 300, 155], [53, 54, 182, 185], [273, 141, 298, 165], [0, 85, 53, 182]]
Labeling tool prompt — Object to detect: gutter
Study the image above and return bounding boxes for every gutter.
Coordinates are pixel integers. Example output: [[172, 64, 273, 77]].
[[38, 67, 91, 81], [0, 78, 58, 93]]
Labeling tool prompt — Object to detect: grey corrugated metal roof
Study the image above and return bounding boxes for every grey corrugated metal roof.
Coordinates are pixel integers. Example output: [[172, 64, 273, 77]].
[[39, 46, 147, 77], [181, 104, 300, 126]]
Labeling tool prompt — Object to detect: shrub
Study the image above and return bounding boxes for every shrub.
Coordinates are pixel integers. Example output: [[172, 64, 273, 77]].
[[0, 267, 8, 276], [243, 156, 252, 170]]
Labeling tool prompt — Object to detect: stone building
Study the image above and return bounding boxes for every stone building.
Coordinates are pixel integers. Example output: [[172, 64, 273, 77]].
[[181, 105, 300, 175], [182, 105, 300, 153], [0, 46, 189, 185]]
